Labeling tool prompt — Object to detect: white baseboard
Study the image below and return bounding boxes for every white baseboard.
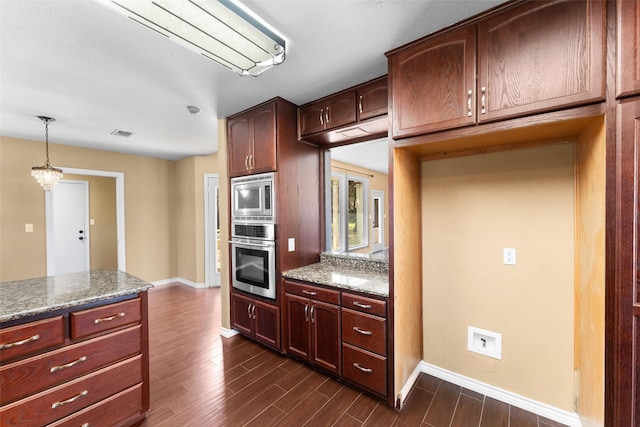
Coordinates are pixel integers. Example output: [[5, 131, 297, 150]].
[[419, 362, 582, 427], [151, 277, 207, 288], [396, 363, 422, 409], [221, 328, 239, 338]]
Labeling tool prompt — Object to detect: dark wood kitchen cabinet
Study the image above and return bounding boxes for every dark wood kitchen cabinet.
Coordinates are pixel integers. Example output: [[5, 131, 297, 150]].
[[617, 0, 640, 98], [609, 98, 640, 427], [231, 293, 280, 350], [284, 280, 341, 375], [227, 100, 277, 177], [0, 295, 149, 427], [388, 25, 476, 138], [388, 0, 605, 139], [298, 76, 388, 146], [298, 91, 356, 136]]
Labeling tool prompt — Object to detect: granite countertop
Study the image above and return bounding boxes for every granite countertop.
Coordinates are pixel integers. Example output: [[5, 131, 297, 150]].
[[0, 269, 153, 323], [283, 252, 389, 297]]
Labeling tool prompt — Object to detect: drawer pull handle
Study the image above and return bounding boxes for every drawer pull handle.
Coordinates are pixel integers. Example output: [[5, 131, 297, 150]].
[[353, 327, 372, 336], [81, 423, 89, 427], [50, 356, 88, 373], [94, 312, 125, 324], [51, 390, 88, 409], [0, 334, 40, 349], [352, 302, 372, 309], [302, 290, 317, 296], [353, 363, 372, 374]]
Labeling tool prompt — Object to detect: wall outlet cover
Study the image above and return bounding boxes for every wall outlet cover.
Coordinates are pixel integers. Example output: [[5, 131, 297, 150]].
[[468, 326, 502, 360]]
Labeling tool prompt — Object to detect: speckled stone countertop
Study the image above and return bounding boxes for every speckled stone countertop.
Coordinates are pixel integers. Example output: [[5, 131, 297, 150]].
[[282, 252, 389, 297], [0, 270, 153, 323]]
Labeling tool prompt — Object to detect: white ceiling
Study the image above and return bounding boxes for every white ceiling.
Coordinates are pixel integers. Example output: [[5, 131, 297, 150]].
[[0, 0, 506, 165]]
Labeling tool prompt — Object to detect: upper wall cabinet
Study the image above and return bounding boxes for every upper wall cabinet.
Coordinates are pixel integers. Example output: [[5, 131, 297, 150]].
[[298, 76, 388, 146], [477, 0, 605, 122], [227, 101, 277, 177], [388, 25, 476, 138], [617, 0, 640, 98], [387, 0, 606, 139]]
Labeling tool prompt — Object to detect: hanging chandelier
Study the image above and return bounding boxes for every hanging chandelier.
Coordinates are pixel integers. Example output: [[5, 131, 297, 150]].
[[31, 116, 63, 191]]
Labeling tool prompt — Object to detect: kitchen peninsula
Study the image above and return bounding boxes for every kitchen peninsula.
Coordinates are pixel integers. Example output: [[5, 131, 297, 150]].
[[0, 270, 152, 426]]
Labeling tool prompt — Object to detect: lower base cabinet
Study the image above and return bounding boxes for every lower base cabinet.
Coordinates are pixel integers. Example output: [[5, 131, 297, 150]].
[[284, 281, 341, 375], [231, 292, 280, 350], [283, 279, 389, 400], [0, 293, 150, 427]]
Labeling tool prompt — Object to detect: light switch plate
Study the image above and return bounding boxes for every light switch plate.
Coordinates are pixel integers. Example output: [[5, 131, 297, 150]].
[[25, 224, 33, 233], [288, 238, 295, 252]]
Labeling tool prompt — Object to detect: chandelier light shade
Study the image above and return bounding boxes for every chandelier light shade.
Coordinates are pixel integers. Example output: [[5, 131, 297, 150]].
[[98, 0, 286, 77], [31, 116, 63, 191]]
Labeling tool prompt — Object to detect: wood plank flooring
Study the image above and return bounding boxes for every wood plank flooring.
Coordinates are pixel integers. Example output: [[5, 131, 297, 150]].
[[135, 283, 568, 427]]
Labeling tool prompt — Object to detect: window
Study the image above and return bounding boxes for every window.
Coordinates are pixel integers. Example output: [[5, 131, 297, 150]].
[[330, 172, 368, 252]]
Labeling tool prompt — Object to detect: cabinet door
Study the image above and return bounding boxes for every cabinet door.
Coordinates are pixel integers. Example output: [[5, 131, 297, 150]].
[[227, 115, 252, 177], [478, 0, 605, 122], [357, 77, 388, 121], [299, 100, 326, 136], [253, 299, 280, 349], [389, 25, 476, 138], [310, 300, 340, 375], [230, 293, 253, 336], [284, 293, 310, 360], [325, 91, 357, 130], [613, 99, 640, 426], [250, 103, 277, 174], [617, 0, 640, 98]]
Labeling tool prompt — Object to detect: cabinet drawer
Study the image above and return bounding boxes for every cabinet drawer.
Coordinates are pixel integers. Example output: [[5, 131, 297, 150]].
[[284, 281, 340, 305], [0, 355, 142, 426], [341, 293, 386, 317], [0, 316, 64, 362], [47, 383, 143, 427], [1, 325, 141, 405], [342, 343, 387, 396], [341, 308, 386, 356], [71, 298, 140, 339]]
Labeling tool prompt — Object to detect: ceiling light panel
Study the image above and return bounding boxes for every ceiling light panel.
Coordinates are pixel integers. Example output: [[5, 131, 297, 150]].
[[98, 0, 285, 76]]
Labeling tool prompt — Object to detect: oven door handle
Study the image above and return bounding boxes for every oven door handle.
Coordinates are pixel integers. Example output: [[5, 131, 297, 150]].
[[229, 240, 274, 249]]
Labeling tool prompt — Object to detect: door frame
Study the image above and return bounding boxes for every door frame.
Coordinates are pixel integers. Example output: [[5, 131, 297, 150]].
[[371, 189, 384, 253], [204, 173, 221, 287], [46, 167, 126, 275]]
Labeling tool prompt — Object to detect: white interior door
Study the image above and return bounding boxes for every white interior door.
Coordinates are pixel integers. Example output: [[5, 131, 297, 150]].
[[50, 180, 90, 275], [371, 189, 384, 253], [205, 175, 221, 287]]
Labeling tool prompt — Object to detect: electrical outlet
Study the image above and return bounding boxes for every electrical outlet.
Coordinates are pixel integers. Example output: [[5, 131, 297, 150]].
[[503, 247, 516, 265]]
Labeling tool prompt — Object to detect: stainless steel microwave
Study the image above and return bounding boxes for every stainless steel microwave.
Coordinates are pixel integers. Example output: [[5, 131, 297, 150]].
[[231, 172, 275, 223]]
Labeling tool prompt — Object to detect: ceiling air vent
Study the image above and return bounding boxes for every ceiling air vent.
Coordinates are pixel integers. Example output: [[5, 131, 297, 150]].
[[110, 129, 133, 137]]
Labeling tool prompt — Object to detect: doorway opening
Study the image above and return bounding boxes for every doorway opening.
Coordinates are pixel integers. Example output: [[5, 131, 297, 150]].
[[45, 167, 125, 275], [205, 174, 221, 287]]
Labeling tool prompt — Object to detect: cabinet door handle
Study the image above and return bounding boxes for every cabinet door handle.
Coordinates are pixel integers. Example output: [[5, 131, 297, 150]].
[[480, 86, 486, 115], [359, 95, 363, 114], [51, 390, 88, 409], [352, 301, 372, 309], [249, 155, 254, 170], [93, 312, 125, 324], [247, 304, 252, 319], [245, 155, 249, 170], [320, 108, 324, 125], [325, 107, 330, 124], [353, 326, 372, 336], [0, 334, 40, 350], [302, 289, 317, 296], [310, 306, 315, 324], [50, 356, 88, 373], [353, 363, 372, 373], [467, 89, 473, 117], [304, 304, 309, 322], [251, 304, 256, 319]]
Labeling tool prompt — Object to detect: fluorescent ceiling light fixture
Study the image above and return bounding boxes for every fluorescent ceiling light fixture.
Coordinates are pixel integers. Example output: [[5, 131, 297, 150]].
[[98, 0, 286, 76]]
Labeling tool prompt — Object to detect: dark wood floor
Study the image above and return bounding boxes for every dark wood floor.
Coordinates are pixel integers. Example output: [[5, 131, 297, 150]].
[[135, 283, 567, 427]]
